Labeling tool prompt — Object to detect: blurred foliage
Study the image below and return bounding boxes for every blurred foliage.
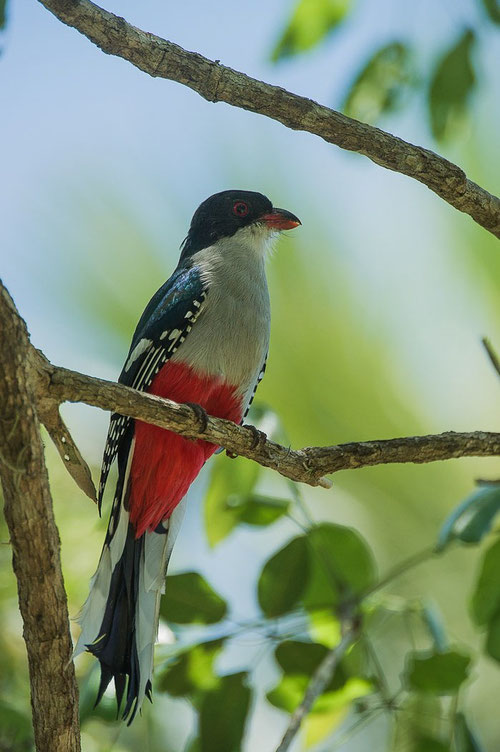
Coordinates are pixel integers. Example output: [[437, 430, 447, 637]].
[[437, 484, 500, 551], [270, 0, 500, 143], [204, 453, 260, 546], [149, 475, 495, 751], [160, 572, 228, 625], [0, 1, 6, 31], [272, 0, 351, 62], [405, 649, 471, 694], [342, 42, 414, 124], [481, 0, 500, 23], [428, 30, 476, 142], [156, 639, 225, 698]]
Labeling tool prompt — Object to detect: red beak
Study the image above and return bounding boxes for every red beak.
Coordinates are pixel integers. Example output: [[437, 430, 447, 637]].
[[260, 207, 301, 231]]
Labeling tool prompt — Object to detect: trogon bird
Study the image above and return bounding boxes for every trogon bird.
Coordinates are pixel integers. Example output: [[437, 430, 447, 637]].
[[74, 189, 301, 722]]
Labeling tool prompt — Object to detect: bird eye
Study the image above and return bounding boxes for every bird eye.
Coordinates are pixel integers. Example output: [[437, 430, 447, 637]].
[[232, 201, 249, 217]]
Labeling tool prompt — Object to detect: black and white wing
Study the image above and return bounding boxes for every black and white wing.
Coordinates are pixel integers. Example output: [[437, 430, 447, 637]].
[[97, 264, 207, 509]]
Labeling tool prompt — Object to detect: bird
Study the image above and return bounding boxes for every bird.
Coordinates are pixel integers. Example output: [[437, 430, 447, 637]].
[[73, 189, 301, 722]]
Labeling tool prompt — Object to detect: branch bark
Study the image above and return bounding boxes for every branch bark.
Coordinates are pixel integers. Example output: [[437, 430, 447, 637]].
[[37, 0, 500, 238], [0, 286, 81, 751], [27, 347, 500, 489]]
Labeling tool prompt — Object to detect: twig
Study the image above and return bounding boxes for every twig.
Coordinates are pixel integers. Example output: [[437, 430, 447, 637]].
[[363, 546, 436, 598], [38, 400, 97, 502], [275, 620, 358, 752], [482, 337, 500, 379], [37, 0, 500, 238]]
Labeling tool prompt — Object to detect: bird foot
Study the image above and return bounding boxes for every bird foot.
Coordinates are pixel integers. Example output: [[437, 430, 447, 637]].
[[244, 424, 267, 450], [185, 402, 208, 434]]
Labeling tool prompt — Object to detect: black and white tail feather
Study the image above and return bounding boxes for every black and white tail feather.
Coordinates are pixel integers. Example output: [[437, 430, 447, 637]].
[[73, 431, 187, 723], [74, 271, 207, 722]]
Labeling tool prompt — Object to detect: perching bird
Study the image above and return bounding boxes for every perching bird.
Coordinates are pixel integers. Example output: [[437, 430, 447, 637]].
[[74, 190, 300, 722]]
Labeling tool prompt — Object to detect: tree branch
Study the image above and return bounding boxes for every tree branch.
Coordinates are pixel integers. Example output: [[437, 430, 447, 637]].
[[37, 0, 500, 238], [275, 616, 359, 752], [25, 345, 500, 487], [0, 286, 81, 751]]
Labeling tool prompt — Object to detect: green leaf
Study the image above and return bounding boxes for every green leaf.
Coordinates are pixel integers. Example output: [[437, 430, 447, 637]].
[[485, 610, 500, 663], [303, 680, 372, 746], [390, 694, 444, 751], [204, 455, 260, 546], [199, 672, 251, 752], [437, 485, 500, 551], [267, 640, 369, 715], [343, 42, 413, 124], [161, 572, 227, 624], [303, 523, 376, 610], [275, 640, 345, 686], [470, 539, 500, 625], [405, 649, 471, 694], [258, 535, 309, 617], [156, 639, 224, 697], [272, 0, 351, 62], [267, 672, 368, 715], [414, 738, 451, 752], [0, 0, 7, 31], [428, 29, 476, 141], [238, 494, 290, 526], [185, 738, 201, 752], [0, 700, 32, 747], [267, 673, 309, 712], [481, 0, 500, 24], [307, 608, 342, 648], [454, 712, 484, 752]]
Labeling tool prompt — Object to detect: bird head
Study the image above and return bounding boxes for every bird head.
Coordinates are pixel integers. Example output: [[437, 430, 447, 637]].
[[180, 190, 300, 261]]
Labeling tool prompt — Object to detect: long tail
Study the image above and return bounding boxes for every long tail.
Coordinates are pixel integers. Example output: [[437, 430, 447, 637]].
[[73, 440, 186, 723]]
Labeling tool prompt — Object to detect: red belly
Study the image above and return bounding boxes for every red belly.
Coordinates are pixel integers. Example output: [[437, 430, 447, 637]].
[[129, 360, 243, 537]]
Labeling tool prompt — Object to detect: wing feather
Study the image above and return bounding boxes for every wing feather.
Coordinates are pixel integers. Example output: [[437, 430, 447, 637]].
[[97, 267, 207, 507]]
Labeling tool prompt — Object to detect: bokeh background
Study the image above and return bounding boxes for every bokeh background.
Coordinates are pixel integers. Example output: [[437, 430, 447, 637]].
[[1, 0, 500, 750]]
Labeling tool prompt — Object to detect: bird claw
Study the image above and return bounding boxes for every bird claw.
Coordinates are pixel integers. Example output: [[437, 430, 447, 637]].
[[244, 424, 267, 450], [185, 402, 208, 434]]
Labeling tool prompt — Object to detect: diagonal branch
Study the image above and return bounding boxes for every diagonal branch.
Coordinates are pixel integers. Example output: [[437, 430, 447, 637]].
[[482, 337, 500, 379], [275, 615, 359, 752], [37, 0, 500, 238]]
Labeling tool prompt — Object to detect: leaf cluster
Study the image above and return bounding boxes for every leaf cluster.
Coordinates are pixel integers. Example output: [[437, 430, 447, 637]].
[[148, 430, 500, 751], [272, 0, 499, 141]]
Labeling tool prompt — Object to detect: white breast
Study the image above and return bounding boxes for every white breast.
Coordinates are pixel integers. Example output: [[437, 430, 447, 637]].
[[172, 230, 272, 396]]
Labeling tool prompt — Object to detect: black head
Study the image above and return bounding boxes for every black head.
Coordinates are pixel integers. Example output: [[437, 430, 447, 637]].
[[179, 190, 300, 261]]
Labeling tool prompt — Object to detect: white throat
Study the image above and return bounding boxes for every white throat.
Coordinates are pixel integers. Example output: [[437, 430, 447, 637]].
[[171, 225, 273, 393]]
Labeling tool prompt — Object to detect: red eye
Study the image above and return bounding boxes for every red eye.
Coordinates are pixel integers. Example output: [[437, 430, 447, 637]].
[[232, 201, 249, 217]]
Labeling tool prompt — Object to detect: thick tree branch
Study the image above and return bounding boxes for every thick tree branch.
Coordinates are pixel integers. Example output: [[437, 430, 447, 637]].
[[0, 286, 81, 751], [37, 0, 500, 238], [26, 346, 500, 488]]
